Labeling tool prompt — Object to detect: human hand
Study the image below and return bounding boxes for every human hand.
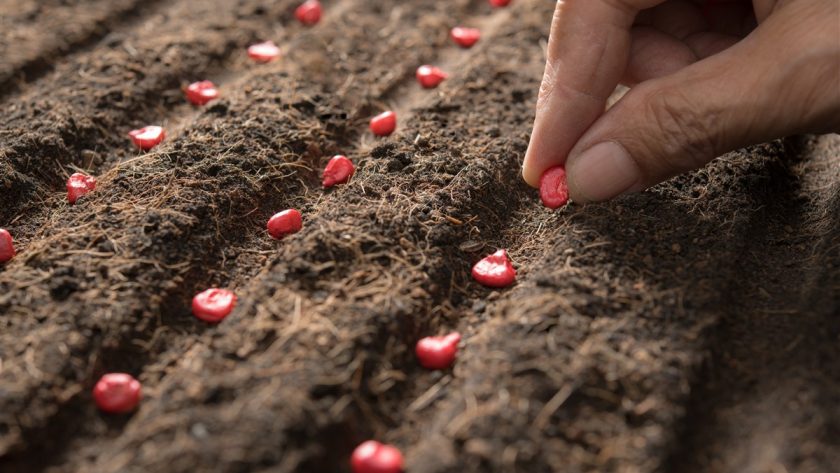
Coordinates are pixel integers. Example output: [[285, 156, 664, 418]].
[[522, 0, 840, 202]]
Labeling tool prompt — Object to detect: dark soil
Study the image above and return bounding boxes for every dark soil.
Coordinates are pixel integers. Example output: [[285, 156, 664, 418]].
[[0, 0, 838, 472]]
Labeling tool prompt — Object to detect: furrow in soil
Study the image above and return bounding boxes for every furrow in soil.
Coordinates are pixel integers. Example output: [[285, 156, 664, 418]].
[[0, 0, 485, 470], [0, 0, 305, 228], [671, 135, 840, 473], [0, 0, 164, 100], [54, 2, 557, 472]]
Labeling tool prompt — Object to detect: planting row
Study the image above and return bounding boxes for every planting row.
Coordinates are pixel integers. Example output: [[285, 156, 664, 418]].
[[0, 0, 553, 470]]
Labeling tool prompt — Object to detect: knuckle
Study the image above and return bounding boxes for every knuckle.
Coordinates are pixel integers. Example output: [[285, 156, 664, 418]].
[[641, 87, 719, 173]]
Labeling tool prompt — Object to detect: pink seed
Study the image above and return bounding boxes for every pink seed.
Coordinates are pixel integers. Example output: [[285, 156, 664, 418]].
[[322, 155, 354, 188], [295, 0, 322, 26], [248, 41, 281, 62], [66, 172, 96, 204], [128, 126, 165, 151], [416, 65, 448, 89], [351, 441, 404, 473], [0, 229, 15, 263], [450, 26, 480, 48], [185, 80, 219, 106], [489, 0, 512, 6], [416, 332, 461, 370], [192, 288, 237, 323], [369, 111, 397, 137], [539, 166, 569, 209], [267, 209, 303, 239], [93, 373, 142, 414], [472, 249, 516, 288]]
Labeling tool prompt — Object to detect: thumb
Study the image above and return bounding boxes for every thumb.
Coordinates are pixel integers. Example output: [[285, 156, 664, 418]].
[[564, 3, 840, 203]]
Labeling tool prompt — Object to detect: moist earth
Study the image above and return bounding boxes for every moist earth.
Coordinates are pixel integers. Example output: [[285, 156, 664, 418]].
[[0, 0, 838, 472]]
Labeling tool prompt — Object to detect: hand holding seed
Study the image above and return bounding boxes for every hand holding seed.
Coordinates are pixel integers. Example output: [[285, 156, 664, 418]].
[[523, 0, 840, 202]]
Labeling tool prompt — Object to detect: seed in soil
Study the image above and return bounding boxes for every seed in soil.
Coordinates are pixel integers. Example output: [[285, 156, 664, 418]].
[[295, 0, 322, 26], [351, 441, 404, 473], [472, 249, 516, 288], [128, 126, 165, 151], [192, 288, 237, 323], [489, 0, 512, 6], [66, 172, 97, 204], [416, 65, 448, 89], [451, 26, 480, 48], [539, 165, 569, 209], [248, 41, 281, 62], [370, 111, 397, 137], [0, 229, 15, 263], [185, 80, 219, 106], [93, 373, 142, 414], [267, 209, 303, 239], [323, 155, 355, 188], [416, 332, 461, 370]]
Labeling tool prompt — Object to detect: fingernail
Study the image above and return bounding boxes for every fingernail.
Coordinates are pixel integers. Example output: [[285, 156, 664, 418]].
[[567, 142, 641, 202]]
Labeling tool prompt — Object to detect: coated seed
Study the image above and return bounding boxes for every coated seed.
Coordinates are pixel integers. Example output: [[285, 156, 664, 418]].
[[370, 111, 397, 137], [451, 26, 480, 48], [295, 0, 322, 26], [0, 229, 15, 263], [267, 209, 303, 239], [416, 332, 461, 370], [67, 172, 96, 204], [248, 41, 281, 62], [416, 65, 448, 89], [323, 155, 355, 188], [192, 288, 237, 323], [472, 249, 516, 288], [128, 126, 165, 151], [93, 373, 142, 414], [185, 80, 219, 106], [351, 441, 404, 473], [539, 166, 569, 209]]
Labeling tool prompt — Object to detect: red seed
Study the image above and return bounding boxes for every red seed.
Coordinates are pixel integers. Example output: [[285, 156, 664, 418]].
[[323, 155, 354, 188], [370, 111, 397, 137], [267, 209, 303, 239], [128, 125, 165, 151], [416, 65, 448, 89], [450, 26, 480, 48], [185, 80, 219, 106], [472, 249, 516, 288], [295, 0, 322, 26], [192, 288, 237, 323], [93, 373, 142, 414], [351, 441, 404, 473], [248, 41, 281, 62], [0, 229, 15, 263], [489, 0, 512, 6], [539, 166, 569, 209], [66, 172, 97, 204], [416, 332, 461, 370]]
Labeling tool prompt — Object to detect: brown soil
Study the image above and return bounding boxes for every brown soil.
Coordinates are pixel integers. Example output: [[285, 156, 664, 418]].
[[0, 1, 838, 472]]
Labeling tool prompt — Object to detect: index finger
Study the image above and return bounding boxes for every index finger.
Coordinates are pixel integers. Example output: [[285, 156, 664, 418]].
[[522, 0, 664, 187]]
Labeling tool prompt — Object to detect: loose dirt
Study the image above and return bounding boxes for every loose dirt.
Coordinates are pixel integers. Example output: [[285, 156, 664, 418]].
[[1, 1, 838, 472]]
